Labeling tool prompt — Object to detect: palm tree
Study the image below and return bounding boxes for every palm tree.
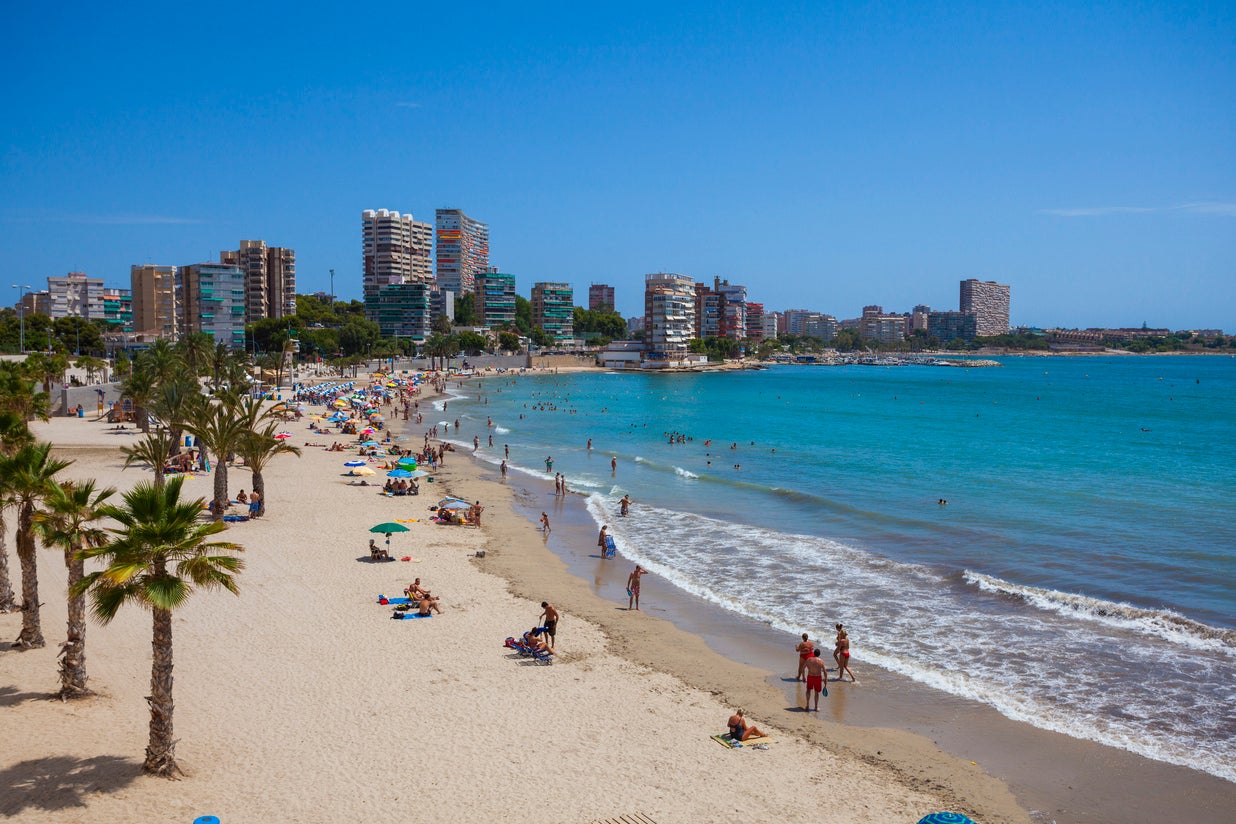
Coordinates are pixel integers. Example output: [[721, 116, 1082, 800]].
[[34, 479, 115, 698], [235, 421, 302, 518], [3, 441, 72, 649], [0, 409, 38, 613], [183, 394, 267, 519], [121, 429, 181, 490], [149, 377, 201, 459], [0, 361, 51, 424], [121, 368, 156, 432], [73, 476, 243, 776], [175, 332, 215, 378]]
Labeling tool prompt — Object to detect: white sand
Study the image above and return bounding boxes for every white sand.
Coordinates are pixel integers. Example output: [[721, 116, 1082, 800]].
[[1, 411, 999, 823]]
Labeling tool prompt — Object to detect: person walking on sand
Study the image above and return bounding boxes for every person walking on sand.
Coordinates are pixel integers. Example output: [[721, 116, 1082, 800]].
[[727, 709, 766, 742], [539, 601, 559, 647], [627, 564, 646, 610], [833, 623, 845, 670], [804, 649, 829, 710], [540, 512, 551, 533], [836, 629, 856, 682], [795, 633, 813, 682]]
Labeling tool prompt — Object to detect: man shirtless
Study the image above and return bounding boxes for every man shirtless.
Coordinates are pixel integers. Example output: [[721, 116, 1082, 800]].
[[627, 565, 646, 610], [795, 633, 814, 682], [539, 601, 559, 647], [804, 650, 829, 711], [417, 595, 442, 615]]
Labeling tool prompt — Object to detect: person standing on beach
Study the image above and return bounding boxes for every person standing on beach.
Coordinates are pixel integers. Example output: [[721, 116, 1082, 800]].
[[836, 630, 856, 682], [620, 494, 631, 516], [833, 624, 845, 670], [597, 525, 609, 557], [539, 601, 559, 647], [795, 633, 813, 682], [540, 512, 551, 533], [627, 564, 646, 610], [500, 459, 508, 479], [804, 650, 828, 710]]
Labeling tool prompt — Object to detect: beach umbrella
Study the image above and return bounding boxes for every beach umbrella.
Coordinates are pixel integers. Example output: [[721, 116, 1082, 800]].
[[361, 440, 380, 447], [397, 456, 417, 465], [361, 427, 376, 435], [386, 468, 413, 478], [274, 432, 292, 440], [369, 521, 410, 552], [406, 469, 429, 479], [344, 460, 367, 467], [348, 467, 375, 476], [917, 815, 978, 824], [439, 500, 470, 511]]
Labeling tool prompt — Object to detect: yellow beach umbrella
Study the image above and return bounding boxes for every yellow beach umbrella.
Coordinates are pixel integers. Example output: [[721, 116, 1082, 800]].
[[348, 467, 375, 476]]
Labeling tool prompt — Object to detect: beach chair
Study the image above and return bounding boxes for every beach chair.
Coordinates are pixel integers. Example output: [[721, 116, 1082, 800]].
[[531, 646, 554, 665]]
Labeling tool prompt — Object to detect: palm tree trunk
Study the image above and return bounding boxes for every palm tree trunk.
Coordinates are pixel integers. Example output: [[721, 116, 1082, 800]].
[[0, 513, 17, 612], [145, 606, 181, 776], [136, 404, 150, 433], [59, 545, 91, 698], [154, 461, 165, 489], [13, 502, 44, 649], [212, 459, 228, 521], [252, 470, 266, 517]]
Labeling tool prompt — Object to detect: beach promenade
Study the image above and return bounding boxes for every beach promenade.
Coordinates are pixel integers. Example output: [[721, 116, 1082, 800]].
[[0, 384, 1031, 823]]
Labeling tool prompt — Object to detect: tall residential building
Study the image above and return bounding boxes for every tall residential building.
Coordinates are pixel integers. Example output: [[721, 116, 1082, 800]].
[[859, 305, 907, 343], [745, 302, 765, 340], [714, 278, 748, 340], [694, 282, 721, 338], [361, 209, 432, 310], [476, 268, 516, 328], [761, 311, 780, 340], [929, 311, 977, 342], [220, 240, 296, 322], [644, 273, 696, 356], [435, 209, 489, 295], [531, 282, 574, 341], [102, 288, 134, 332], [130, 265, 179, 339], [47, 272, 105, 320], [365, 282, 433, 343], [804, 313, 838, 341], [180, 263, 247, 350], [959, 278, 1011, 336], [15, 290, 50, 317], [588, 283, 615, 312]]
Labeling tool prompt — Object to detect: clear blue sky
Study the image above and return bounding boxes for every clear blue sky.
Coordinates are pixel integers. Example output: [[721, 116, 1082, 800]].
[[3, 1, 1233, 330]]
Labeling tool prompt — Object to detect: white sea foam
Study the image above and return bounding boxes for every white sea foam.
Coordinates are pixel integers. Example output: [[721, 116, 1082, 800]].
[[495, 426, 510, 434], [674, 467, 699, 479], [964, 571, 1236, 655]]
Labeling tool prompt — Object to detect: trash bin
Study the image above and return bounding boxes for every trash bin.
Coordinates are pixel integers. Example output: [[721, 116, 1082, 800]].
[[77, 408, 84, 418], [185, 436, 194, 448]]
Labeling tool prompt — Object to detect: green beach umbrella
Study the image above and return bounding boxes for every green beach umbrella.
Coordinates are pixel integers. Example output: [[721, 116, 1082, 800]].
[[369, 521, 410, 552]]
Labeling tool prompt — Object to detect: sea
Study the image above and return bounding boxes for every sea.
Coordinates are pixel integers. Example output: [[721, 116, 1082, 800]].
[[433, 355, 1236, 783]]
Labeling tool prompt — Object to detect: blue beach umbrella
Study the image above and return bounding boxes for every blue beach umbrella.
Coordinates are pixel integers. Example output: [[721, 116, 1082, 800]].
[[386, 468, 413, 478], [344, 460, 366, 467], [361, 440, 380, 447], [917, 814, 978, 824]]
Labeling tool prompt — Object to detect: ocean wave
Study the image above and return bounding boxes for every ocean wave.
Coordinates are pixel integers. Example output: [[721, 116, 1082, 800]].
[[494, 426, 510, 434], [674, 467, 699, 479], [964, 571, 1236, 654]]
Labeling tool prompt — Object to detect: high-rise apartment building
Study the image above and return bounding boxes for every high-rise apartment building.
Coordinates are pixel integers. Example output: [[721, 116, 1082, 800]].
[[101, 288, 133, 332], [928, 311, 978, 342], [714, 278, 748, 340], [476, 269, 516, 328], [694, 282, 721, 338], [859, 305, 907, 343], [15, 291, 50, 318], [588, 283, 615, 312], [531, 282, 574, 342], [435, 209, 489, 295], [47, 272, 105, 321], [959, 279, 1010, 336], [745, 302, 765, 341], [180, 263, 247, 350], [365, 282, 433, 343], [361, 209, 432, 310], [130, 265, 179, 339], [644, 273, 696, 356], [220, 240, 296, 323]]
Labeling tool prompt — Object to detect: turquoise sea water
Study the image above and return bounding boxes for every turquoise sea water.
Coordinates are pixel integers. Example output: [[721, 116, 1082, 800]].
[[439, 356, 1236, 782]]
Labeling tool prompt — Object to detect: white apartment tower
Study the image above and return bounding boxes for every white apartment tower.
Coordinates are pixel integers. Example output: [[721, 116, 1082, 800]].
[[959, 278, 1011, 336], [643, 273, 697, 356], [362, 209, 433, 305]]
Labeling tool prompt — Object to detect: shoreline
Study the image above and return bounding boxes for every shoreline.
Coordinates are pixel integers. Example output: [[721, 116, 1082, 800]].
[[1, 384, 965, 822], [440, 375, 1236, 824]]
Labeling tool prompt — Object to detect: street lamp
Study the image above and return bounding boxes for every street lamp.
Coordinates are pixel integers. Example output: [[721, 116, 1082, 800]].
[[329, 268, 335, 308], [12, 284, 30, 353]]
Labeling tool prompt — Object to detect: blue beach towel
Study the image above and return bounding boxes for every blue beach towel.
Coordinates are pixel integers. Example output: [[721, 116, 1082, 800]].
[[380, 597, 413, 605], [392, 612, 433, 620]]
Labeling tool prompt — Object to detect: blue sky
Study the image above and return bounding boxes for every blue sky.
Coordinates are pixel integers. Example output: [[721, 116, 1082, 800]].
[[3, 1, 1233, 330]]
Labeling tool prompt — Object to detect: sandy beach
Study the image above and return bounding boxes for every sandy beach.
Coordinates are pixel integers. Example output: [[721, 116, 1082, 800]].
[[2, 390, 1020, 824]]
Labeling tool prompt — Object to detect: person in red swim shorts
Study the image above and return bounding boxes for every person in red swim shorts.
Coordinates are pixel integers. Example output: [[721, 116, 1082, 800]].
[[795, 632, 813, 682], [804, 649, 829, 711]]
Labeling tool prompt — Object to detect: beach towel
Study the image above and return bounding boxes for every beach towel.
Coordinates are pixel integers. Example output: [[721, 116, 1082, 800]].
[[392, 612, 433, 620], [380, 597, 413, 605], [605, 535, 617, 558], [711, 733, 775, 749]]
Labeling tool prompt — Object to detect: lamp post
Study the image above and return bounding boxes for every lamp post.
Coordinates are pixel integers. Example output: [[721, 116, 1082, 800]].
[[12, 284, 30, 353], [329, 268, 335, 309]]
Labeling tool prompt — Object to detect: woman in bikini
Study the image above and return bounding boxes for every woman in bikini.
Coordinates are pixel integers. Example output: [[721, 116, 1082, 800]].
[[836, 629, 856, 682]]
